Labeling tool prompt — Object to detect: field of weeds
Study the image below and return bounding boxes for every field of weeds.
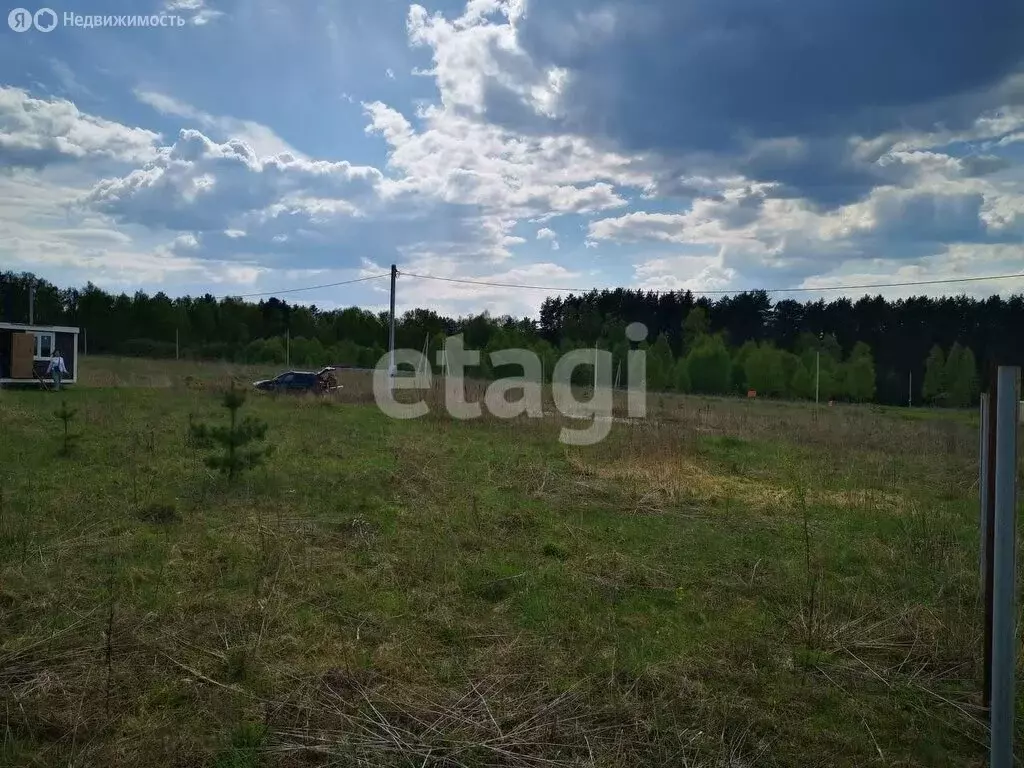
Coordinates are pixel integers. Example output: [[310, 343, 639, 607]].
[[0, 356, 1014, 766]]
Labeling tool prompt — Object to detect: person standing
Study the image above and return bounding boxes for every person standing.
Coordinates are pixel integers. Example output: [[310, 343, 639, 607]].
[[47, 348, 67, 390]]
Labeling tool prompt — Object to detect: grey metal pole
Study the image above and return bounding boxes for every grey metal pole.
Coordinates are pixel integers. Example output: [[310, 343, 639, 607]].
[[388, 264, 397, 378], [991, 366, 1019, 768], [980, 393, 991, 592]]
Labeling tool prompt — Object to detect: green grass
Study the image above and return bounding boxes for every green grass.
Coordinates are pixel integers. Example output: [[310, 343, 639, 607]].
[[0, 359, 1015, 766]]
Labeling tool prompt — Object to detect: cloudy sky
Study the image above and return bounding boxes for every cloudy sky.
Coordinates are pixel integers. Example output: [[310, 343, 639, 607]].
[[2, 0, 1024, 317]]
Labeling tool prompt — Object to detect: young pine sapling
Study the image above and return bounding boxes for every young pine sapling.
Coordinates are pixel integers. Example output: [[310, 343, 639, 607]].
[[190, 383, 273, 482], [54, 400, 78, 456]]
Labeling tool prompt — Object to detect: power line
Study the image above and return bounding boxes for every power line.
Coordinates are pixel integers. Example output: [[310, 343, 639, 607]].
[[217, 272, 390, 300], [398, 270, 1024, 296]]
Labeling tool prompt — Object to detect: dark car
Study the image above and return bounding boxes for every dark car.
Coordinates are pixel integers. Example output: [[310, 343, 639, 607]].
[[253, 367, 339, 394]]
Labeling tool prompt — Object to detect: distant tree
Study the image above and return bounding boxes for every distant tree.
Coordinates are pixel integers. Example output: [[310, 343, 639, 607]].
[[779, 351, 802, 398], [648, 333, 675, 390], [673, 358, 691, 393], [843, 342, 877, 402], [947, 344, 979, 407], [745, 343, 786, 396], [681, 306, 710, 353], [790, 363, 815, 400], [732, 340, 757, 394], [687, 335, 732, 394], [922, 345, 947, 404]]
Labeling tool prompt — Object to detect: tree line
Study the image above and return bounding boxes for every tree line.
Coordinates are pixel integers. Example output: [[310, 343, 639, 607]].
[[3, 270, 1021, 406]]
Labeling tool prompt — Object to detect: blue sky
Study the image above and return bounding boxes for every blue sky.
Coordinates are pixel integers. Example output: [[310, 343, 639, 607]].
[[2, 0, 1024, 318]]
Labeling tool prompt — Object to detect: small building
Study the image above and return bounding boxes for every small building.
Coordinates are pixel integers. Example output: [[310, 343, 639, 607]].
[[0, 323, 80, 386]]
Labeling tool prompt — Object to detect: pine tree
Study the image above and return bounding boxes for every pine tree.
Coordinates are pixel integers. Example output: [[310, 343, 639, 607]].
[[921, 345, 946, 404], [190, 383, 273, 482]]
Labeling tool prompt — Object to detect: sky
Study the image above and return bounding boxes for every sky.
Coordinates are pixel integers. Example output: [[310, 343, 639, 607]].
[[2, 0, 1024, 319]]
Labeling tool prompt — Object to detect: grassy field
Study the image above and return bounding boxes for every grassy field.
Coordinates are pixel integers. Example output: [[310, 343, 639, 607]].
[[0, 356, 1014, 766]]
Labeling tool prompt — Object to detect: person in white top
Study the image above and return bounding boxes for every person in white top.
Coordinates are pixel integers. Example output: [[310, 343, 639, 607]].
[[47, 349, 67, 390]]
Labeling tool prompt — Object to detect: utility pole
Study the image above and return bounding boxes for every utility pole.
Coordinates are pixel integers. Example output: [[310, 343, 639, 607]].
[[388, 264, 397, 378]]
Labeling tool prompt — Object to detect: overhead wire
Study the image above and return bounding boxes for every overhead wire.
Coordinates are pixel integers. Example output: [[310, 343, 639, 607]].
[[203, 268, 1024, 303], [215, 272, 390, 300], [398, 270, 1024, 296]]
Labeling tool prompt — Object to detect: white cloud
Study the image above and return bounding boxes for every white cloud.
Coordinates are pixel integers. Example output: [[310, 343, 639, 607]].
[[0, 86, 160, 167], [85, 129, 382, 232], [633, 255, 738, 293], [163, 0, 224, 25], [135, 89, 301, 158]]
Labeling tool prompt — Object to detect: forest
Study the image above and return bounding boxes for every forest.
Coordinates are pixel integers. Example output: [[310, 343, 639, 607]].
[[3, 270, 1021, 406]]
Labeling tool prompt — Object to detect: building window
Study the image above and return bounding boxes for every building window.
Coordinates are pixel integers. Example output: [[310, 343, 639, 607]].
[[34, 332, 54, 360]]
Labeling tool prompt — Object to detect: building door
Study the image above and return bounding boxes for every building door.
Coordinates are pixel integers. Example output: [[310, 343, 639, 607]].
[[11, 333, 34, 379]]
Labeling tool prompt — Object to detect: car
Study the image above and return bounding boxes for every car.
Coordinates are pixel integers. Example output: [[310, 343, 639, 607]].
[[253, 367, 339, 394]]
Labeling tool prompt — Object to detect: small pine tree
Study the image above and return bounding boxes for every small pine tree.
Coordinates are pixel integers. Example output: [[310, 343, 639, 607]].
[[921, 345, 946, 404], [54, 400, 78, 456], [190, 383, 273, 482]]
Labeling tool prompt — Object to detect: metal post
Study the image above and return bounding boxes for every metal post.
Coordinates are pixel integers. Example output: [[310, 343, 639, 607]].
[[388, 264, 397, 378], [979, 393, 991, 592], [990, 366, 1019, 768], [984, 366, 999, 709]]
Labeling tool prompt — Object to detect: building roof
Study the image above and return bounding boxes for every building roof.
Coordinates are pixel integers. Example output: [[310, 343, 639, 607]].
[[0, 322, 80, 334]]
